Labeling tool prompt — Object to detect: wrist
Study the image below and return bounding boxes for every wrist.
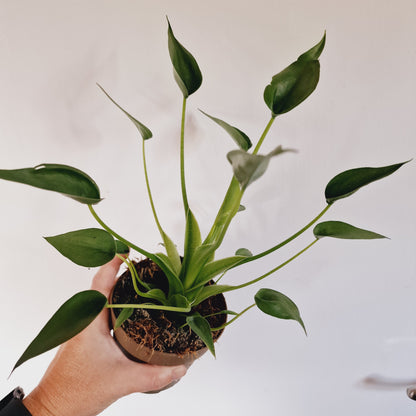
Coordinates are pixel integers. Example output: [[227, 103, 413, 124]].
[[23, 387, 56, 416]]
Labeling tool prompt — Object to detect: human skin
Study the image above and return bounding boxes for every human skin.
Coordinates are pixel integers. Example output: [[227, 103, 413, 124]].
[[22, 256, 187, 416]]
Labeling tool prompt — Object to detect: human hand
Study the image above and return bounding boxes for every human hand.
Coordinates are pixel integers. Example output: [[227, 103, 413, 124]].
[[22, 256, 187, 416]]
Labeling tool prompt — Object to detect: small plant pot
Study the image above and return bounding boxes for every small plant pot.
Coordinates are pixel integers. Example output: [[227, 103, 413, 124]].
[[109, 259, 227, 392]]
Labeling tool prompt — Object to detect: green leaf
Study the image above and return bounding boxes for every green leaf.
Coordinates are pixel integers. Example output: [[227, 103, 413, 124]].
[[160, 230, 182, 275], [44, 228, 116, 267], [227, 146, 294, 190], [13, 290, 107, 371], [325, 161, 408, 204], [97, 84, 152, 140], [298, 31, 326, 61], [193, 284, 234, 306], [255, 288, 306, 335], [114, 308, 134, 329], [0, 164, 101, 204], [263, 33, 325, 116], [167, 18, 203, 97], [199, 110, 252, 150], [186, 313, 216, 357], [313, 221, 387, 240], [115, 240, 129, 254], [235, 248, 253, 257], [168, 294, 190, 309], [182, 244, 216, 289], [145, 289, 168, 304], [153, 252, 184, 297], [194, 255, 246, 287], [180, 209, 202, 281]]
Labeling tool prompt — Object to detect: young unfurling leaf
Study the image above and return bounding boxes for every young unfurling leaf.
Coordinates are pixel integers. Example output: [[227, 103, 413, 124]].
[[167, 19, 202, 97]]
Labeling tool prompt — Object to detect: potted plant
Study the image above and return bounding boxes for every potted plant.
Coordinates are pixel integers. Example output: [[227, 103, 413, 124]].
[[0, 20, 407, 376]]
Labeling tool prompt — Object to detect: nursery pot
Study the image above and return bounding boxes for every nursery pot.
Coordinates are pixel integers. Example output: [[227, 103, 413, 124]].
[[109, 259, 227, 390]]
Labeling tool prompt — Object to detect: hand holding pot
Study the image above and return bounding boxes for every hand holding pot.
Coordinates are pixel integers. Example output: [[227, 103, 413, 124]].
[[22, 257, 187, 416]]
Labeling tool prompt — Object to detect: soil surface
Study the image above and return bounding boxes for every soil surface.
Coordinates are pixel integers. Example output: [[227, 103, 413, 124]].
[[111, 258, 227, 355]]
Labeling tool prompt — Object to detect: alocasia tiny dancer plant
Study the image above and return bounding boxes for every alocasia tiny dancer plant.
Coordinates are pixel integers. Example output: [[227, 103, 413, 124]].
[[0, 19, 407, 371]]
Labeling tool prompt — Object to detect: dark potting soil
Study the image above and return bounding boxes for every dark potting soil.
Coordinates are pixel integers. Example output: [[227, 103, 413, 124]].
[[111, 258, 227, 355]]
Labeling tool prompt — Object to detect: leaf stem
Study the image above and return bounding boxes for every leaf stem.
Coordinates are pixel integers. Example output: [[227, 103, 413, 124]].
[[88, 204, 152, 259], [211, 304, 256, 331], [106, 303, 191, 313], [233, 239, 319, 291], [252, 116, 276, 155], [234, 204, 330, 268], [142, 139, 164, 234], [180, 96, 189, 213]]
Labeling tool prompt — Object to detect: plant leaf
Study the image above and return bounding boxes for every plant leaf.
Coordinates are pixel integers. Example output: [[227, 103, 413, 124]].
[[44, 228, 116, 267], [180, 209, 202, 281], [114, 308, 134, 329], [313, 221, 387, 240], [235, 248, 253, 257], [168, 294, 190, 309], [182, 244, 216, 289], [0, 164, 101, 204], [325, 161, 408, 204], [199, 110, 252, 150], [194, 255, 246, 287], [115, 240, 130, 254], [238, 205, 246, 212], [167, 19, 202, 97], [263, 33, 325, 116], [153, 252, 184, 297], [186, 313, 216, 357], [193, 284, 234, 306], [97, 84, 152, 140], [13, 290, 107, 371], [227, 146, 294, 190], [255, 288, 306, 335]]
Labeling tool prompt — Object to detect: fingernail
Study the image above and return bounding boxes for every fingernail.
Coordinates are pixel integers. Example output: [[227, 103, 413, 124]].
[[172, 366, 187, 381]]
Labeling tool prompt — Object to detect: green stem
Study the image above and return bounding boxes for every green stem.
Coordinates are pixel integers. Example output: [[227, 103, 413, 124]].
[[234, 204, 330, 268], [252, 116, 275, 155], [88, 204, 153, 259], [180, 96, 189, 213], [233, 239, 319, 291], [106, 303, 191, 313], [211, 304, 255, 331], [142, 139, 164, 234], [116, 254, 151, 293]]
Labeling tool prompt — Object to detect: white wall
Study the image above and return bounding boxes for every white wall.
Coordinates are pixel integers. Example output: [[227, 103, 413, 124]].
[[0, 1, 415, 415]]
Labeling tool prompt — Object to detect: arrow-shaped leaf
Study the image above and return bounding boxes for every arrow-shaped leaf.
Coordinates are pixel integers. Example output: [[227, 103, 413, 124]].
[[325, 161, 408, 204], [97, 84, 152, 140], [227, 146, 294, 190], [13, 290, 107, 371], [186, 313, 216, 357], [264, 33, 325, 116], [0, 164, 101, 204], [167, 19, 202, 97], [44, 228, 116, 267], [313, 221, 387, 239], [199, 110, 252, 150], [255, 288, 306, 335]]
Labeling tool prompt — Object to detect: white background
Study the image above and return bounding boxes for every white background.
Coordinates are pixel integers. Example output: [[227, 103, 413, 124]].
[[0, 1, 415, 415]]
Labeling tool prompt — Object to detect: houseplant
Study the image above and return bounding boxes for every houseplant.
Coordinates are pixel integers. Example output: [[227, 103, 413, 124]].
[[0, 20, 407, 373]]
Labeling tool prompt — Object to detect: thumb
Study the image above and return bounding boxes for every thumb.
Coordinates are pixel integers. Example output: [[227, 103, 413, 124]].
[[91, 256, 125, 297]]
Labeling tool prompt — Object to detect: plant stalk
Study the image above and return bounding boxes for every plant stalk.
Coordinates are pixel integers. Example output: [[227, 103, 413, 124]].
[[88, 204, 153, 259], [180, 96, 189, 214], [234, 204, 330, 268], [106, 303, 191, 313], [233, 238, 319, 291], [252, 116, 276, 155], [211, 304, 255, 331]]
